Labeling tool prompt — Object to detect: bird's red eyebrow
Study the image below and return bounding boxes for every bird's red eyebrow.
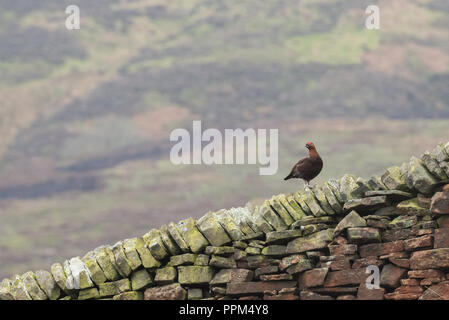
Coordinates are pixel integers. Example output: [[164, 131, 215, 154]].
[[307, 141, 312, 144]]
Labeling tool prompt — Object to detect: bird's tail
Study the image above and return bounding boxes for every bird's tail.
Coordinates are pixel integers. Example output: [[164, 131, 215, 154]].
[[284, 173, 293, 180]]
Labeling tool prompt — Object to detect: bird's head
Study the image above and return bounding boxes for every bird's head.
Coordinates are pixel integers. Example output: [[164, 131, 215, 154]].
[[305, 142, 315, 150]]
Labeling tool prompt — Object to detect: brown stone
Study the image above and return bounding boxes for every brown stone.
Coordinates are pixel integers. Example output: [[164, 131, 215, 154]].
[[346, 227, 381, 244], [419, 281, 449, 300], [382, 229, 411, 242], [328, 244, 357, 256], [259, 274, 293, 281], [298, 268, 329, 289], [352, 256, 383, 269], [312, 286, 358, 295], [384, 286, 423, 300], [404, 235, 433, 251], [357, 283, 385, 300], [408, 269, 445, 279], [410, 248, 449, 269], [337, 295, 356, 300], [324, 268, 367, 287], [327, 258, 351, 271], [359, 241, 404, 258], [434, 228, 449, 248], [431, 191, 449, 215], [226, 281, 296, 295], [389, 257, 410, 269], [144, 283, 186, 300], [299, 290, 334, 300], [400, 279, 419, 286], [380, 264, 407, 288], [263, 293, 298, 300], [418, 193, 431, 208]]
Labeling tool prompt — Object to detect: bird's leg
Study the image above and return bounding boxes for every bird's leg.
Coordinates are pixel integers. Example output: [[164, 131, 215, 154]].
[[304, 180, 311, 192]]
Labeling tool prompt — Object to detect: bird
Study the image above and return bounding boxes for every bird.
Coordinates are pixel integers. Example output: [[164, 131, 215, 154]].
[[284, 142, 323, 190]]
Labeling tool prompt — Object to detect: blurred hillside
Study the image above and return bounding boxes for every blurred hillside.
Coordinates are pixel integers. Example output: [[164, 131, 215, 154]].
[[0, 0, 449, 278]]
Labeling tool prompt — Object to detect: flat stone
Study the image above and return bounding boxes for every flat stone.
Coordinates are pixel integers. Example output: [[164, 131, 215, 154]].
[[255, 266, 279, 278], [144, 283, 186, 300], [286, 229, 333, 254], [346, 227, 381, 244], [359, 241, 404, 258], [410, 248, 449, 269], [279, 254, 307, 270], [113, 291, 143, 300], [187, 288, 203, 300], [194, 254, 210, 266], [78, 287, 100, 300], [302, 223, 329, 236], [396, 198, 431, 216], [290, 216, 334, 228], [343, 196, 389, 214], [34, 270, 60, 300], [324, 268, 367, 287], [365, 189, 413, 201], [260, 274, 293, 281], [388, 215, 417, 229], [196, 212, 235, 246], [155, 267, 177, 285], [261, 245, 287, 256], [226, 281, 296, 295], [299, 290, 334, 300], [178, 266, 214, 285], [333, 211, 366, 237], [209, 255, 236, 268], [210, 269, 254, 285], [265, 229, 302, 244], [99, 279, 131, 297], [298, 268, 329, 289], [404, 235, 433, 251], [168, 253, 197, 266], [329, 244, 357, 256], [286, 259, 313, 275], [177, 218, 209, 253], [357, 283, 385, 300], [131, 269, 153, 290], [205, 246, 235, 255], [408, 269, 445, 279]]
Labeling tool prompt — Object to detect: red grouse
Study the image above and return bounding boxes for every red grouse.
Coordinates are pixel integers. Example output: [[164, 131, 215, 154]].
[[284, 142, 323, 188]]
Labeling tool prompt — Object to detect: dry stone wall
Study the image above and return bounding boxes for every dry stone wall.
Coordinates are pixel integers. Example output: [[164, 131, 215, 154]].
[[1, 142, 449, 300]]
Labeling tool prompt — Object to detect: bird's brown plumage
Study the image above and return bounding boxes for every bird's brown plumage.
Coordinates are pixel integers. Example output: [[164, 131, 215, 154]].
[[284, 142, 323, 186]]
